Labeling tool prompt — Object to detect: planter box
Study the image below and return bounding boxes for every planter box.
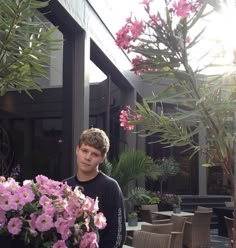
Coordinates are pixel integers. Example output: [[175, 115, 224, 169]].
[[128, 217, 138, 226]]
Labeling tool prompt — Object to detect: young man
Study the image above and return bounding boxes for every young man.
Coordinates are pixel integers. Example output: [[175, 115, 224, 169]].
[[64, 128, 126, 248]]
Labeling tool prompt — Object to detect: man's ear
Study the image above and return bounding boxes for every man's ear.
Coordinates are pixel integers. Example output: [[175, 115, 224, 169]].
[[75, 145, 79, 156], [100, 155, 106, 164]]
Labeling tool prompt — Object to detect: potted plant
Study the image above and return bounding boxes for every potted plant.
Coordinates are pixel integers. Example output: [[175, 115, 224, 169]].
[[127, 212, 138, 227], [125, 187, 151, 226], [156, 192, 180, 211], [154, 157, 180, 195], [173, 196, 182, 213], [139, 191, 160, 211]]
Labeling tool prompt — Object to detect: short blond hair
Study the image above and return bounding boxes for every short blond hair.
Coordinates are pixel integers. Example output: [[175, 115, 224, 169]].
[[78, 128, 110, 156]]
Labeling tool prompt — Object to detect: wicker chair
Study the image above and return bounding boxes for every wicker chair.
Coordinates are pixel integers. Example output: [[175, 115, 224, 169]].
[[224, 216, 234, 247], [183, 210, 212, 248], [197, 206, 213, 211], [133, 230, 171, 248], [139, 204, 161, 224], [142, 215, 187, 248], [141, 222, 173, 234]]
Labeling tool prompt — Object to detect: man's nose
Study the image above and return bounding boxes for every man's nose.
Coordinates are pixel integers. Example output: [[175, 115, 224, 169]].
[[85, 153, 91, 160]]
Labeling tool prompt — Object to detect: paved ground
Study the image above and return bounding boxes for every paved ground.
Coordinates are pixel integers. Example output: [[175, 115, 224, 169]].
[[210, 229, 229, 248]]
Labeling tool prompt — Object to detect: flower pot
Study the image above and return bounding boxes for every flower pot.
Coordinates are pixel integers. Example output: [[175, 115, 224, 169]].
[[128, 217, 138, 226], [140, 204, 158, 212], [173, 206, 181, 214]]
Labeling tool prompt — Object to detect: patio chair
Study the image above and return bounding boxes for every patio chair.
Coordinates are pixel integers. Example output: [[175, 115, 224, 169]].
[[139, 204, 162, 224], [183, 210, 212, 248], [142, 215, 187, 248], [197, 206, 213, 211], [133, 230, 171, 248], [224, 216, 233, 247], [141, 222, 173, 234], [139, 208, 163, 224]]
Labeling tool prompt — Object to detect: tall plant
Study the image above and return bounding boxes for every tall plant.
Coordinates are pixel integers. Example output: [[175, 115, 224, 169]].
[[0, 0, 60, 97], [101, 150, 160, 194], [116, 0, 236, 245], [155, 157, 179, 194]]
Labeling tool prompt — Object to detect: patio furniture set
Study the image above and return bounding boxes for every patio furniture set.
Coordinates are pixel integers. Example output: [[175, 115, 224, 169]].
[[125, 207, 213, 248]]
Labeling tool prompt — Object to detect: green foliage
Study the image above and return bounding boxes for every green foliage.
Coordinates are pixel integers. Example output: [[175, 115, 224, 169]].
[[110, 150, 160, 194], [126, 187, 151, 208], [154, 157, 179, 194], [138, 191, 160, 205], [128, 212, 138, 218], [155, 157, 179, 180], [100, 158, 112, 176], [0, 0, 61, 97]]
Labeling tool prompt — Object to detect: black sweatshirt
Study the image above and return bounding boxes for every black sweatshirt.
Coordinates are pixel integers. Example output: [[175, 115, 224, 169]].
[[64, 172, 126, 248]]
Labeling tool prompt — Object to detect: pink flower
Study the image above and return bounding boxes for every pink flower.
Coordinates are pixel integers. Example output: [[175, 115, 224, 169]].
[[172, 0, 203, 18], [53, 240, 68, 248], [82, 196, 96, 212], [35, 213, 53, 232], [120, 106, 142, 131], [172, 0, 192, 18], [55, 217, 72, 240], [129, 19, 144, 39], [7, 217, 23, 235], [18, 186, 35, 204], [80, 232, 98, 248], [94, 212, 107, 229], [115, 25, 131, 49]]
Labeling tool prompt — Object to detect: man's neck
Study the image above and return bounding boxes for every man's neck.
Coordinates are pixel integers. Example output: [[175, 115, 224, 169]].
[[76, 170, 99, 182]]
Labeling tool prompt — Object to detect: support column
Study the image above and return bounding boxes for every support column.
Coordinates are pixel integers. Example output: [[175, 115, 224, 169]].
[[198, 129, 207, 196], [62, 31, 90, 179]]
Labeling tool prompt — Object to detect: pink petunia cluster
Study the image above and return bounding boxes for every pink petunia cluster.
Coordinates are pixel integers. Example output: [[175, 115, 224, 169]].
[[0, 175, 107, 248], [120, 105, 142, 131]]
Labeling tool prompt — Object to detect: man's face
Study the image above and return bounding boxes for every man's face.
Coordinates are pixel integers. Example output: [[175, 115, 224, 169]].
[[76, 144, 105, 175]]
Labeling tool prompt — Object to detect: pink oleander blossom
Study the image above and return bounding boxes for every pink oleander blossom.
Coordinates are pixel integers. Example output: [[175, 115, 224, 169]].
[[0, 176, 106, 247], [115, 0, 204, 76], [120, 105, 142, 131]]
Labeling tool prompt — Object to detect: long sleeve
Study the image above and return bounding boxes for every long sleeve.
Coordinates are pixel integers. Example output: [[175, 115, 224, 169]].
[[99, 181, 126, 248]]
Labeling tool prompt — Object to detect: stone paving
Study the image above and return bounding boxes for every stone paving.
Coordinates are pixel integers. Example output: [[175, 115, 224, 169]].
[[210, 229, 229, 248]]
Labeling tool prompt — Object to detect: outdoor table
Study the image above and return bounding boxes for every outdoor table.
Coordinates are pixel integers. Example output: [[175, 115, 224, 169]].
[[152, 210, 194, 218], [126, 221, 151, 231]]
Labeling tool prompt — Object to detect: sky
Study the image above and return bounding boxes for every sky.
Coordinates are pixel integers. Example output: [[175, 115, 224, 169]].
[[89, 0, 236, 79]]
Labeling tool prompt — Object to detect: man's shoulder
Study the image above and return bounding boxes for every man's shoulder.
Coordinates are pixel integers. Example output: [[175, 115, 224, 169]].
[[99, 172, 120, 188]]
